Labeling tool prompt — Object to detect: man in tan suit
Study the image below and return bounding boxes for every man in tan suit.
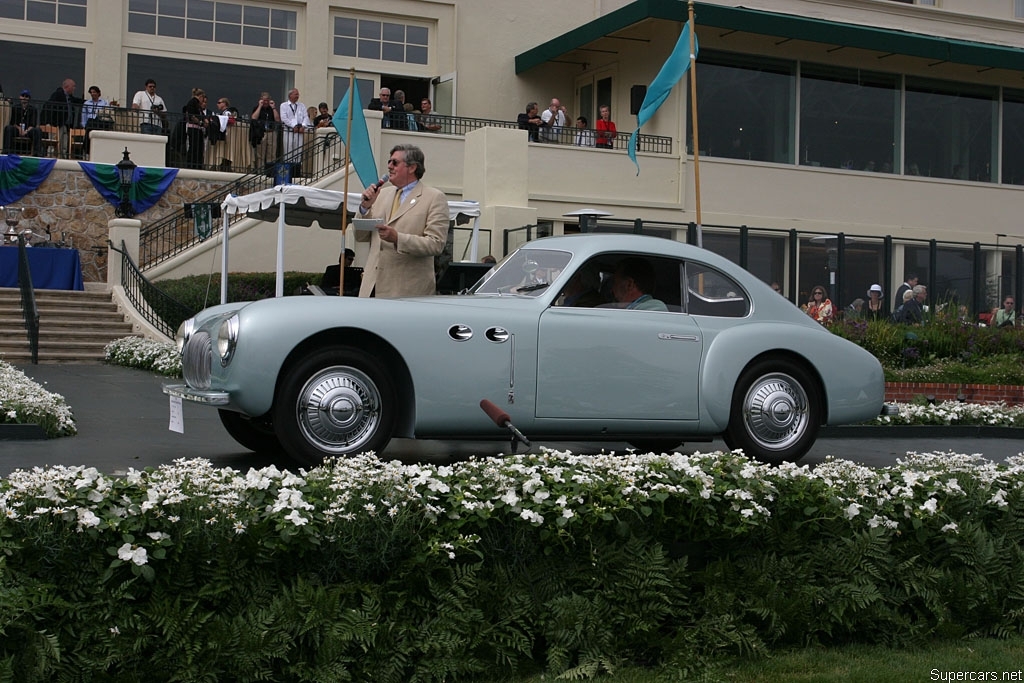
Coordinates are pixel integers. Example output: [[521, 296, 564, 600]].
[[356, 144, 450, 297]]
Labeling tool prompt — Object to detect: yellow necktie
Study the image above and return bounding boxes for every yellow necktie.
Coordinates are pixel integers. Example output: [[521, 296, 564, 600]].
[[389, 190, 401, 221]]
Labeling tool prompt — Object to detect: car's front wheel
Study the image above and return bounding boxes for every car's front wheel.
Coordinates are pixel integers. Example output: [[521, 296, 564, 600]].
[[274, 347, 396, 466], [723, 359, 820, 464], [218, 409, 281, 454]]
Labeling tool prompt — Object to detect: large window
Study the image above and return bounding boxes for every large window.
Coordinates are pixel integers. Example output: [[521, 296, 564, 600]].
[[333, 16, 429, 65], [128, 0, 296, 49], [0, 0, 85, 26], [799, 65, 899, 173], [1003, 89, 1024, 186], [904, 77, 997, 181], [127, 53, 290, 117], [692, 51, 794, 164]]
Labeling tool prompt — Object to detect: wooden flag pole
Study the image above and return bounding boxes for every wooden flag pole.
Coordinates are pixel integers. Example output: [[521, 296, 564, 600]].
[[687, 0, 702, 248], [338, 67, 356, 295]]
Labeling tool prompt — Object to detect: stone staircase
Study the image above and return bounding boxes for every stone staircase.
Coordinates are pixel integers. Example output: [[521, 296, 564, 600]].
[[0, 288, 135, 363]]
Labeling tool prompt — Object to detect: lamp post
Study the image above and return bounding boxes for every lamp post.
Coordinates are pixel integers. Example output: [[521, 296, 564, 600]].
[[115, 147, 137, 218]]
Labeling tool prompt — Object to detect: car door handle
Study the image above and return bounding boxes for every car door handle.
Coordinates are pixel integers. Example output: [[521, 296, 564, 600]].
[[658, 333, 699, 342]]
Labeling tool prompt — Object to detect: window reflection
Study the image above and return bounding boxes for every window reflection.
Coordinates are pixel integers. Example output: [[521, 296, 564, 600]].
[[691, 50, 794, 164], [799, 65, 898, 174], [904, 78, 996, 182]]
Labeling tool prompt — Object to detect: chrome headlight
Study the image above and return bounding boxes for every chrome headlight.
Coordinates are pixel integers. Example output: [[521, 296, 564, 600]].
[[216, 314, 239, 366], [175, 318, 195, 354]]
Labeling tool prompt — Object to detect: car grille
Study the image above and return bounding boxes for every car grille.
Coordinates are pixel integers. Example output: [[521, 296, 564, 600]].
[[182, 330, 213, 390]]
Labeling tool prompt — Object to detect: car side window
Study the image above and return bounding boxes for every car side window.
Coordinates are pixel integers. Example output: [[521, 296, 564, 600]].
[[554, 254, 684, 312], [683, 263, 750, 317]]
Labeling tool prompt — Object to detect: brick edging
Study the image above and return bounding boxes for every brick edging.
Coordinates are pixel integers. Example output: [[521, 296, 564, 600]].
[[885, 382, 1024, 404]]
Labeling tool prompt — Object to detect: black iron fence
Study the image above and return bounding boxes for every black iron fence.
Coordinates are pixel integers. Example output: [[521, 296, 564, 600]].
[[15, 233, 39, 364], [1, 98, 673, 173], [138, 133, 346, 269], [509, 217, 1024, 320], [110, 239, 195, 338]]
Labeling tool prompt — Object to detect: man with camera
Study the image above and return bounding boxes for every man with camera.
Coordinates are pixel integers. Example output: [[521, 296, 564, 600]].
[[132, 79, 167, 135]]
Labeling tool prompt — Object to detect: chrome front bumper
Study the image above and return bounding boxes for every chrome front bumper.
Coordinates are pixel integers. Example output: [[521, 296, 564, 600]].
[[163, 383, 230, 406]]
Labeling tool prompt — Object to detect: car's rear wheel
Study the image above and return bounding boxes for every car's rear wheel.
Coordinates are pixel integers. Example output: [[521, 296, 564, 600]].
[[723, 359, 820, 464], [218, 409, 281, 454], [274, 347, 396, 466]]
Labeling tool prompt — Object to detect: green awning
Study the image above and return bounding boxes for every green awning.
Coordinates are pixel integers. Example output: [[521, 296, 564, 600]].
[[515, 0, 1024, 74]]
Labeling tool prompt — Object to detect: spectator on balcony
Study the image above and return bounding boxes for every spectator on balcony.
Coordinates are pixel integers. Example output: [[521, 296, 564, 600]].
[[573, 116, 594, 147], [3, 90, 42, 156], [417, 98, 443, 133], [43, 78, 82, 149], [80, 85, 111, 157], [540, 97, 568, 143], [251, 91, 280, 172], [517, 102, 542, 142], [595, 104, 617, 149], [181, 88, 211, 169], [366, 87, 401, 130], [313, 102, 333, 128], [132, 79, 167, 135], [280, 89, 312, 173]]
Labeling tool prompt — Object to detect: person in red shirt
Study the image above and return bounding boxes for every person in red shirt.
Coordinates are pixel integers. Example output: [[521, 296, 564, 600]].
[[595, 104, 617, 149]]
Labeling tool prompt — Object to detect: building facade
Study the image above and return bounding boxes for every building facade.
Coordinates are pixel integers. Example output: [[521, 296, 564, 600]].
[[4, 0, 1024, 309]]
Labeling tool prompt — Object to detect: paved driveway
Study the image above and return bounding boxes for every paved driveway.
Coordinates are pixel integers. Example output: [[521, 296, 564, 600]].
[[1, 364, 1021, 477]]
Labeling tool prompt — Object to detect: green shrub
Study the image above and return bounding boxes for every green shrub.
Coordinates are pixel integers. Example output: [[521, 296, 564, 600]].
[[2, 451, 1024, 681], [154, 271, 322, 315]]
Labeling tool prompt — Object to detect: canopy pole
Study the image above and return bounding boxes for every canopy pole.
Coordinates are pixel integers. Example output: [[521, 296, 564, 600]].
[[687, 0, 702, 248], [276, 201, 286, 297], [220, 209, 229, 304], [338, 67, 356, 295]]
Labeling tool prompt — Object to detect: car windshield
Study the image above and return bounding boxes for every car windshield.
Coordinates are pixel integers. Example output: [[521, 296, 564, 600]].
[[470, 248, 572, 296]]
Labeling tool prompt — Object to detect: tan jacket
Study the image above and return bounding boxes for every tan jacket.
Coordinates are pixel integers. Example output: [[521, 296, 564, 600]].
[[357, 182, 450, 298]]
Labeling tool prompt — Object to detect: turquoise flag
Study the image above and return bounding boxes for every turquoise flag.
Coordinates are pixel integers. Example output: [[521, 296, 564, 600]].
[[628, 21, 698, 175], [333, 86, 378, 190]]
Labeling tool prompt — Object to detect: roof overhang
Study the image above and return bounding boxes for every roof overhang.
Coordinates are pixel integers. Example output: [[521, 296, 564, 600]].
[[515, 0, 1024, 74]]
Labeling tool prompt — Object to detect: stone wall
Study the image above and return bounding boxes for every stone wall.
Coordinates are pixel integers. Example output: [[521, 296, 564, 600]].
[[14, 165, 230, 283]]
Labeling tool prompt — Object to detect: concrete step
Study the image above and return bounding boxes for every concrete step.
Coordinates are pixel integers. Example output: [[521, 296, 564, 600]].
[[0, 288, 140, 364]]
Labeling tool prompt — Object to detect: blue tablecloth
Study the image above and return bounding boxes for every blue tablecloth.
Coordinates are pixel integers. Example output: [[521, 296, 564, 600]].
[[0, 246, 84, 290]]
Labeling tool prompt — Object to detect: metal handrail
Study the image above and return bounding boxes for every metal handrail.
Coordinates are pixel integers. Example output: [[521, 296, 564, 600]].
[[138, 132, 346, 269], [15, 234, 39, 364], [109, 239, 196, 338]]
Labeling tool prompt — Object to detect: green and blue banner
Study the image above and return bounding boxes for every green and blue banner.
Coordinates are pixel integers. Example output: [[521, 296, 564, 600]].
[[0, 154, 57, 205], [79, 162, 178, 215]]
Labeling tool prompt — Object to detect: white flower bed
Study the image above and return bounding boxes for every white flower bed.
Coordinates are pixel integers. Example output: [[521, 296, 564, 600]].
[[104, 337, 181, 377], [0, 360, 76, 436]]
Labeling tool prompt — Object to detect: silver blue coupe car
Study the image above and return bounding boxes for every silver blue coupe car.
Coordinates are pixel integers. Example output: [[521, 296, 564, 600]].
[[164, 233, 887, 465]]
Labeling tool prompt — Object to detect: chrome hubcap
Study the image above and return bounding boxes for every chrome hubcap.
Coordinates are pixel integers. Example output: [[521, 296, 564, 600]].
[[742, 373, 809, 451], [296, 366, 381, 454]]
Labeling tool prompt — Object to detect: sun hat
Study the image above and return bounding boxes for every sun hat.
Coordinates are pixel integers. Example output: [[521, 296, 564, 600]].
[[868, 283, 883, 296]]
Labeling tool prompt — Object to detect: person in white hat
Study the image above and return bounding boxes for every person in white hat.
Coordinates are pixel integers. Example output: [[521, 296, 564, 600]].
[[865, 283, 885, 320]]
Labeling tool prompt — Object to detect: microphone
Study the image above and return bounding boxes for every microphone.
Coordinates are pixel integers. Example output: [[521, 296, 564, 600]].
[[480, 399, 531, 448], [372, 174, 389, 191]]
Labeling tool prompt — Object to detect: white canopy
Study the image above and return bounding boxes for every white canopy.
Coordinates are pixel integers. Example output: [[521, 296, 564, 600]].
[[218, 185, 482, 301]]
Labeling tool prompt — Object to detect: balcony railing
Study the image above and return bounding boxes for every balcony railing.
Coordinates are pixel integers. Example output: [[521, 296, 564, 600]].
[[1, 98, 673, 173]]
